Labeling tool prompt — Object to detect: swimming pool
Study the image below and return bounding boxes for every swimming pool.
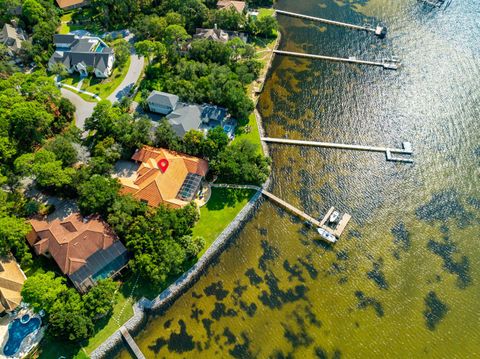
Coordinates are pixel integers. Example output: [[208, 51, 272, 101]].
[[95, 43, 106, 52], [3, 314, 41, 357]]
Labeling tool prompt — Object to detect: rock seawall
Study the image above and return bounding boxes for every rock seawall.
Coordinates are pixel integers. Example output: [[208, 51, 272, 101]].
[[90, 179, 271, 359]]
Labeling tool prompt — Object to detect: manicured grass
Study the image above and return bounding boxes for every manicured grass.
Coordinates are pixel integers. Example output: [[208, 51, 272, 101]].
[[35, 189, 255, 357], [258, 7, 275, 18], [58, 12, 83, 34], [192, 188, 256, 255], [236, 112, 263, 154], [82, 55, 132, 100], [59, 55, 132, 102]]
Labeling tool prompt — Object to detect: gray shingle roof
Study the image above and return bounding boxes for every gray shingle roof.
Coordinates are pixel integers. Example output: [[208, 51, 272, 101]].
[[54, 34, 77, 45], [166, 104, 203, 137], [147, 91, 179, 109]]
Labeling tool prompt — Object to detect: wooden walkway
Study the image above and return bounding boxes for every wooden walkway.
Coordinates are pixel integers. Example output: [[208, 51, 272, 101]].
[[120, 327, 146, 359], [273, 50, 399, 70], [261, 137, 414, 163], [260, 190, 322, 227], [211, 184, 344, 242], [275, 9, 383, 35]]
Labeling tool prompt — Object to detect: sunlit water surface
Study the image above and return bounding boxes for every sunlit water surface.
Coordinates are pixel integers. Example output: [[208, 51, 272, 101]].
[[116, 0, 480, 357]]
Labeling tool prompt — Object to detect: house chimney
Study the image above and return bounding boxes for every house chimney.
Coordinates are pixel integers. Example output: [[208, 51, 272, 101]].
[[10, 19, 17, 28], [214, 23, 217, 30]]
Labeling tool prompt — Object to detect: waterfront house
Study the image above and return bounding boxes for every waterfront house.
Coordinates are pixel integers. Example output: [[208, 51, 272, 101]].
[[0, 22, 27, 57], [146, 91, 179, 115], [0, 255, 26, 315], [146, 90, 229, 137], [48, 34, 115, 78], [166, 103, 228, 137], [217, 0, 246, 13], [194, 27, 248, 43], [27, 214, 128, 293], [119, 146, 208, 209]]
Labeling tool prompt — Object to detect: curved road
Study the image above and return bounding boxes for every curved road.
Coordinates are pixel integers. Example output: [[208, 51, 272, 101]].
[[60, 88, 96, 129], [107, 53, 144, 103], [60, 44, 144, 130]]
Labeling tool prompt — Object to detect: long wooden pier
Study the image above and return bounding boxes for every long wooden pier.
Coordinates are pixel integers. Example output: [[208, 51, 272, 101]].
[[275, 9, 386, 37], [120, 327, 146, 359], [211, 183, 348, 243], [261, 190, 322, 227], [261, 137, 413, 163], [273, 50, 399, 70]]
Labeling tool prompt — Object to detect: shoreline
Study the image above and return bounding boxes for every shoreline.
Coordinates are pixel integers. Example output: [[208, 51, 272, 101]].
[[90, 22, 280, 359]]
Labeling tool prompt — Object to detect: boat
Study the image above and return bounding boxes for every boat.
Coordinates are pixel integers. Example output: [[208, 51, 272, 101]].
[[317, 228, 337, 243], [329, 210, 340, 223]]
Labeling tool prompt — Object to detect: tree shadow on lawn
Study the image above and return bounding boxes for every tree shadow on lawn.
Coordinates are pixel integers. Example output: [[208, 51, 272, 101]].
[[206, 188, 254, 211]]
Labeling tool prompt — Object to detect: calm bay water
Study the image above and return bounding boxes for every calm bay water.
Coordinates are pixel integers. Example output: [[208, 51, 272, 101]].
[[116, 0, 480, 357]]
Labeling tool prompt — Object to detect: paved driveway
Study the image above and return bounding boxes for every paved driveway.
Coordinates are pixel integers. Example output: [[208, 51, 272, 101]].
[[107, 51, 144, 103], [61, 88, 96, 129]]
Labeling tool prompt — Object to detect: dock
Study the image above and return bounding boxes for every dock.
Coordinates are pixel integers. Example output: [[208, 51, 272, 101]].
[[120, 327, 146, 359], [261, 190, 322, 227], [275, 9, 387, 38], [319, 207, 352, 238], [261, 137, 414, 163], [211, 184, 348, 243], [273, 50, 399, 70]]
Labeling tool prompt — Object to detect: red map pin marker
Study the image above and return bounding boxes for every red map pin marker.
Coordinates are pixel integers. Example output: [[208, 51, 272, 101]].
[[158, 159, 169, 173]]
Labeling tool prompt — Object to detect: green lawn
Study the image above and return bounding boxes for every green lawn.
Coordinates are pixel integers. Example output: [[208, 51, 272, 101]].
[[58, 12, 83, 34], [59, 55, 132, 102], [83, 55, 132, 100], [258, 7, 275, 18], [236, 112, 263, 154], [192, 187, 256, 255], [34, 188, 255, 357]]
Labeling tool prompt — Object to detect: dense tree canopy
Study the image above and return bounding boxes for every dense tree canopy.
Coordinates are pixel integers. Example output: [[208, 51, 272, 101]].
[[123, 203, 202, 284], [77, 174, 120, 216], [21, 272, 68, 314], [22, 273, 118, 342], [211, 139, 270, 185]]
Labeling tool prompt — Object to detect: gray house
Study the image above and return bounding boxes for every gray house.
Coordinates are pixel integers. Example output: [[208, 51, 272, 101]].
[[0, 23, 27, 56], [166, 104, 228, 137], [166, 104, 203, 137], [146, 90, 229, 137], [48, 34, 115, 78], [146, 91, 179, 115]]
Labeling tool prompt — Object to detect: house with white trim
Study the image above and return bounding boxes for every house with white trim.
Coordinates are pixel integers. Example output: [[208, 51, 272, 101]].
[[48, 34, 115, 78]]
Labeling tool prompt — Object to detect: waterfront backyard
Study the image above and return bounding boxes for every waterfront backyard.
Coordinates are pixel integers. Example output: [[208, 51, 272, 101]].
[[35, 187, 255, 359]]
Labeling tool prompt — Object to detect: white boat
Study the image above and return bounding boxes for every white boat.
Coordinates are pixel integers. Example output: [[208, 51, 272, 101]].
[[317, 228, 337, 243], [329, 210, 340, 223]]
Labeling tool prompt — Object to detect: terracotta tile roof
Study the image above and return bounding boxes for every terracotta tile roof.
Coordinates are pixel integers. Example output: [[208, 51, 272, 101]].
[[0, 255, 26, 313], [55, 0, 85, 9], [217, 0, 246, 13], [27, 213, 116, 275], [120, 146, 208, 208]]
